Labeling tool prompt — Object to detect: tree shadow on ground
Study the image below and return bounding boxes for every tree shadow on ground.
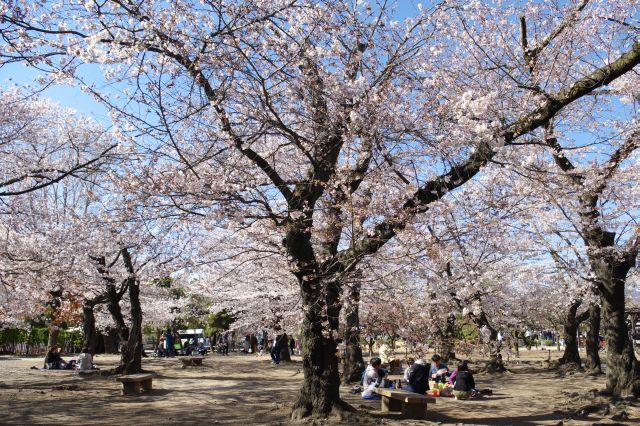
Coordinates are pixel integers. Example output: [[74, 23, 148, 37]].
[[0, 353, 617, 425]]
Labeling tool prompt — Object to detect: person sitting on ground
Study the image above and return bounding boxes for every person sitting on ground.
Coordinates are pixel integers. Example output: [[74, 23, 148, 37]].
[[448, 365, 458, 385], [76, 347, 95, 371], [44, 346, 62, 369], [44, 346, 73, 370], [361, 357, 387, 399], [452, 362, 475, 400], [378, 342, 392, 365], [408, 357, 430, 395], [448, 359, 470, 385], [429, 354, 449, 384]]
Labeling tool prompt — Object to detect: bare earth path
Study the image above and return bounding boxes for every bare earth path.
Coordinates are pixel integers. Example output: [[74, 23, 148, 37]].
[[0, 350, 637, 425]]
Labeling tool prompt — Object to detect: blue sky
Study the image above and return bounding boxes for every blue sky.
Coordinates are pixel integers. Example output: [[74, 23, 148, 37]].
[[0, 1, 425, 124], [0, 62, 111, 122]]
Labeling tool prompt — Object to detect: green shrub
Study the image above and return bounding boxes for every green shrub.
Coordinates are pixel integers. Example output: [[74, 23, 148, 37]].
[[0, 328, 26, 345]]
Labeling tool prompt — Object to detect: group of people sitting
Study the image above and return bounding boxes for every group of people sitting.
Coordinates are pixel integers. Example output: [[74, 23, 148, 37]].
[[362, 353, 478, 400], [42, 346, 96, 371]]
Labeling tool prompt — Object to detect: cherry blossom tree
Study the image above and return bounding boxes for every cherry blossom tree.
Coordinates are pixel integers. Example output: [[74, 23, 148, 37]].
[[508, 123, 640, 394], [0, 149, 193, 373], [0, 88, 117, 197], [2, 0, 639, 416]]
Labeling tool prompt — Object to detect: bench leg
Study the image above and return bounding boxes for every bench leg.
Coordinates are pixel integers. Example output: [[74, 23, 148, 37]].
[[122, 381, 141, 395], [381, 396, 403, 413], [402, 402, 427, 419], [141, 379, 153, 392]]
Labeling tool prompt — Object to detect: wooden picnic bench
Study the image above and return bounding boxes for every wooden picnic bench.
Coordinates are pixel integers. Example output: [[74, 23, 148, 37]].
[[180, 356, 205, 367], [115, 373, 154, 395], [375, 388, 436, 419]]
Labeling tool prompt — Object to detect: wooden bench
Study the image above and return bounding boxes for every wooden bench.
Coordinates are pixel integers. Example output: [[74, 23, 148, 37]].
[[115, 373, 154, 395], [375, 388, 436, 419], [180, 356, 205, 367]]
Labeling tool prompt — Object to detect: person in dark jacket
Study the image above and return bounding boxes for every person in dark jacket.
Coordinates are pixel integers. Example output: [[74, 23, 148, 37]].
[[164, 330, 175, 357], [270, 334, 284, 365], [44, 346, 73, 369], [288, 336, 295, 356], [452, 362, 475, 400], [44, 346, 63, 369], [408, 358, 430, 395]]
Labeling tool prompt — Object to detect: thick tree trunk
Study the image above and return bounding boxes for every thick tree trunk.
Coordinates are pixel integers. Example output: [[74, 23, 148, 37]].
[[46, 289, 63, 348], [441, 314, 457, 363], [585, 229, 639, 396], [93, 255, 129, 351], [280, 333, 291, 362], [106, 283, 129, 348], [585, 303, 602, 374], [485, 329, 505, 373], [115, 249, 143, 375], [117, 278, 143, 374], [103, 328, 118, 353], [558, 301, 583, 366], [597, 267, 640, 396], [342, 282, 365, 384], [473, 311, 504, 373], [512, 330, 520, 357], [291, 281, 352, 420], [47, 326, 59, 349], [81, 303, 99, 354]]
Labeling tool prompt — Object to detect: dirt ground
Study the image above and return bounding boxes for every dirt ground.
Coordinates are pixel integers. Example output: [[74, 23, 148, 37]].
[[0, 349, 637, 425]]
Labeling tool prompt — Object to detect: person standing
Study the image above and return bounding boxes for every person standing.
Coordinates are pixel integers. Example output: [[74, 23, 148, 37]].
[[270, 334, 283, 365], [219, 332, 229, 356], [289, 336, 295, 356], [243, 334, 250, 353], [165, 330, 175, 357]]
